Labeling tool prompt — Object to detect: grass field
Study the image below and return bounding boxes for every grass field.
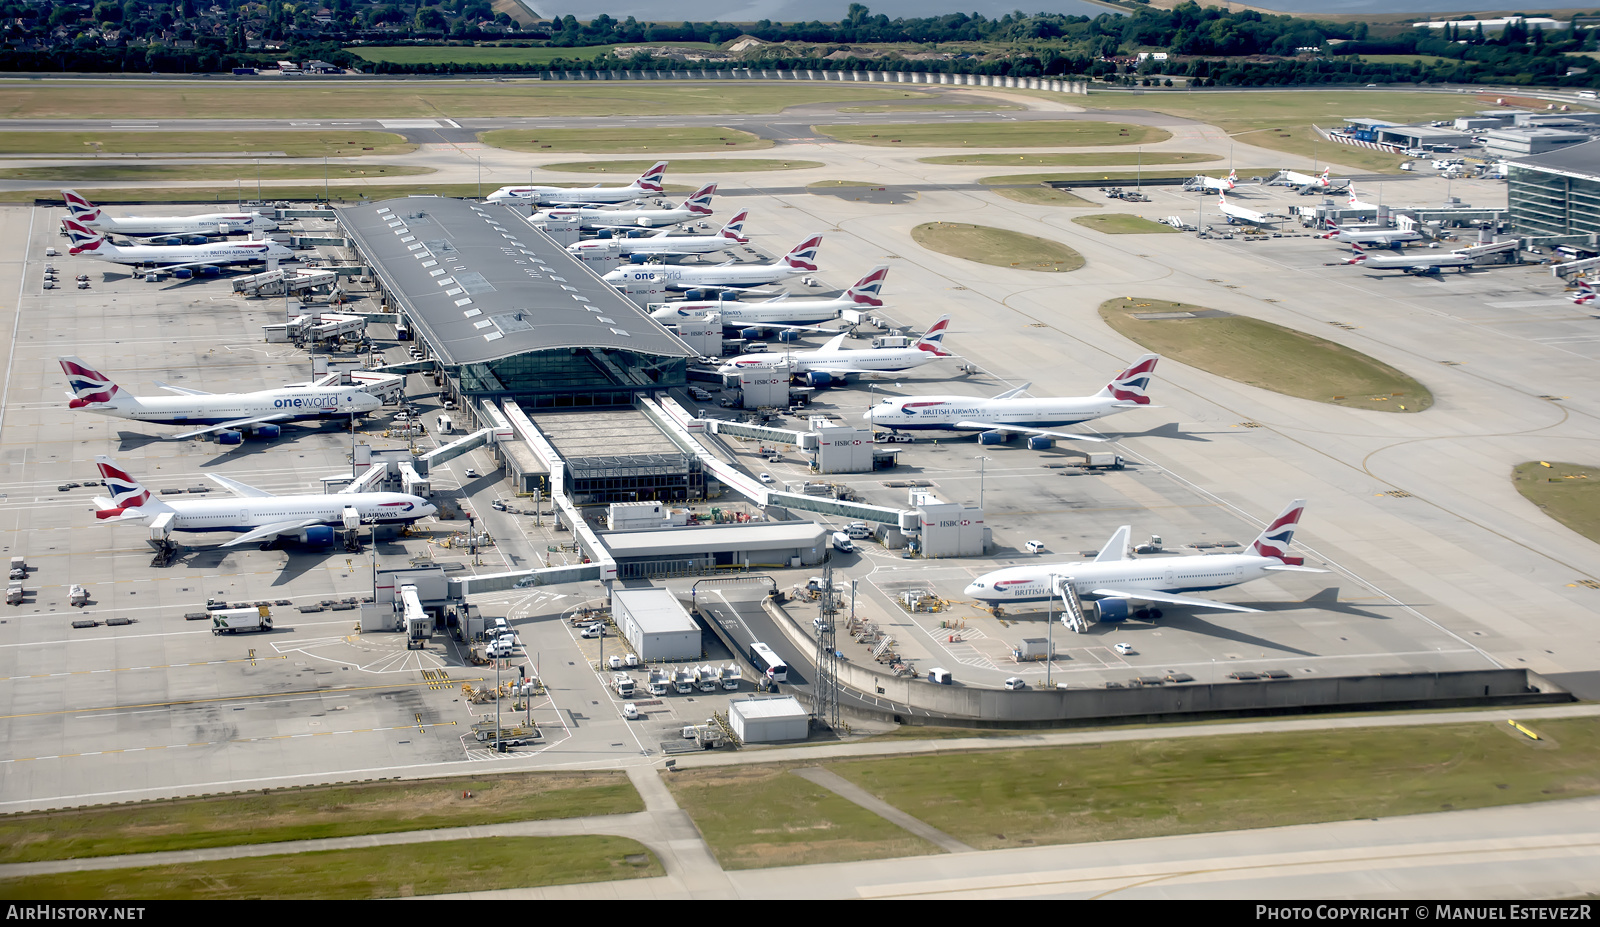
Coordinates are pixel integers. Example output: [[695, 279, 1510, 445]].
[[1072, 213, 1180, 234], [0, 131, 413, 158], [837, 102, 1024, 113], [541, 158, 822, 173], [1512, 461, 1600, 544], [0, 81, 937, 120], [0, 163, 431, 183], [991, 186, 1099, 207], [979, 168, 1274, 185], [812, 121, 1171, 148], [808, 179, 885, 187], [0, 771, 642, 863], [480, 126, 771, 154], [923, 151, 1221, 167], [913, 222, 1085, 272], [1099, 298, 1432, 412], [0, 183, 483, 204], [664, 765, 940, 869], [0, 836, 661, 900], [1355, 54, 1455, 67], [824, 719, 1600, 851], [1080, 90, 1485, 174], [347, 43, 722, 65]]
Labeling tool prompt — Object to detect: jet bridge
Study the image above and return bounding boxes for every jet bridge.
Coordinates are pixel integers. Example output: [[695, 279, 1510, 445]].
[[702, 419, 818, 451], [638, 397, 916, 529]]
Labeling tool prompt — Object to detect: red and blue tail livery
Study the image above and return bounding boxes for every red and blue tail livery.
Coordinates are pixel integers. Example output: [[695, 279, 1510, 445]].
[[94, 456, 151, 514], [684, 183, 717, 215], [1572, 279, 1597, 305], [1101, 354, 1159, 405], [781, 235, 823, 272], [916, 316, 952, 356], [847, 266, 890, 307], [637, 161, 668, 193], [1250, 498, 1307, 564], [59, 356, 120, 407]]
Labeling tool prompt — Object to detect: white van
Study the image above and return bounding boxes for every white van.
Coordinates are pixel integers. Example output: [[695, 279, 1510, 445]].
[[580, 623, 605, 639], [927, 667, 953, 685], [845, 523, 871, 539], [831, 531, 855, 553]]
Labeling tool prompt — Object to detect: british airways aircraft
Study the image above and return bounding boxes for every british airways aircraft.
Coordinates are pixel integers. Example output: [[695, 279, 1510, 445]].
[[60, 356, 381, 442], [965, 500, 1325, 618], [92, 457, 436, 548], [485, 161, 667, 207], [863, 354, 1158, 442], [64, 218, 293, 275], [62, 188, 278, 242]]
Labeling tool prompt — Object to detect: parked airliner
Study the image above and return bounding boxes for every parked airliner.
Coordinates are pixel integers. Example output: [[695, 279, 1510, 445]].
[[64, 219, 293, 274], [93, 457, 436, 548], [61, 356, 381, 441], [604, 235, 819, 290], [543, 183, 715, 229], [717, 316, 953, 387], [569, 211, 748, 259], [964, 500, 1325, 617], [863, 354, 1158, 442], [62, 189, 278, 242], [485, 161, 667, 206], [650, 265, 889, 330]]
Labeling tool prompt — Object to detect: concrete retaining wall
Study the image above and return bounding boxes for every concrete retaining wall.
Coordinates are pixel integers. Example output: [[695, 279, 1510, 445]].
[[761, 597, 1570, 726], [537, 69, 1086, 94]]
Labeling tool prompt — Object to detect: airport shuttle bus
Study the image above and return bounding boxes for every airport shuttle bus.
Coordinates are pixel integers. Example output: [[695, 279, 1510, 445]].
[[748, 642, 789, 683]]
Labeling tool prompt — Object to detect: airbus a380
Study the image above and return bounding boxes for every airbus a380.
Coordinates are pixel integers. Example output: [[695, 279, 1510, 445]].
[[604, 235, 820, 290], [964, 499, 1325, 617], [568, 211, 748, 259], [60, 356, 381, 441], [650, 265, 889, 330], [544, 183, 715, 229], [484, 161, 667, 206], [62, 189, 278, 242], [863, 354, 1158, 442], [717, 315, 953, 387], [93, 457, 436, 548], [65, 218, 293, 274]]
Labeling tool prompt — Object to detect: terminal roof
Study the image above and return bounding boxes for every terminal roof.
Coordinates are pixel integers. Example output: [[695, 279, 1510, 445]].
[[338, 197, 691, 366], [1509, 138, 1600, 179]]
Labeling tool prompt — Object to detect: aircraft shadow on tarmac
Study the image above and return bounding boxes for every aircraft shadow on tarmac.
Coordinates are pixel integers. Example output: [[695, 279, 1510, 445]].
[[1150, 611, 1318, 658], [270, 550, 329, 587], [1249, 586, 1394, 621], [114, 430, 164, 452], [1115, 421, 1211, 444]]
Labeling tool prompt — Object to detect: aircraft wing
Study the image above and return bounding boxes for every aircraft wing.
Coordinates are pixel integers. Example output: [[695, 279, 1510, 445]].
[[758, 323, 851, 334], [221, 518, 326, 547], [1088, 587, 1260, 613], [151, 381, 213, 396], [951, 422, 1108, 442], [205, 472, 277, 498], [171, 413, 291, 440]]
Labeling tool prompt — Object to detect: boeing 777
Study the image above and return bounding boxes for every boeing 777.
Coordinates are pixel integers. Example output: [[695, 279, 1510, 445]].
[[543, 183, 715, 229], [604, 235, 819, 290], [484, 161, 667, 206], [964, 499, 1325, 618], [863, 354, 1158, 443]]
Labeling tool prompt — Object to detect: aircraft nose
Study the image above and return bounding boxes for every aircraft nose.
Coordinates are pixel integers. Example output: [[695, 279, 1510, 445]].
[[962, 581, 981, 597]]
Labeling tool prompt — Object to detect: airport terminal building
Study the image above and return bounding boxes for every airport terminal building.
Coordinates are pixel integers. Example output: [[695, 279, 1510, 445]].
[[340, 197, 694, 411], [1507, 139, 1600, 239]]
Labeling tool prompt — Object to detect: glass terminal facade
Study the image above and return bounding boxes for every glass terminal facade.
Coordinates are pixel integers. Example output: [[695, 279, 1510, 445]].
[[455, 348, 688, 410], [1508, 164, 1600, 239]]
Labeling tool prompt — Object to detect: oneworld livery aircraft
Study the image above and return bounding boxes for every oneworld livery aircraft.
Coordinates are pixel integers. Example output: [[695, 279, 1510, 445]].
[[863, 354, 1159, 442], [964, 499, 1325, 617], [61, 356, 381, 442], [484, 161, 667, 206], [93, 457, 437, 548]]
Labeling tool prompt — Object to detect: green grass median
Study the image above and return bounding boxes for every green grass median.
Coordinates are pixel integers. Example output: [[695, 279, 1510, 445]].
[[541, 158, 822, 173], [0, 130, 413, 158], [0, 836, 661, 899], [1513, 461, 1600, 545], [992, 186, 1098, 206], [481, 126, 771, 154], [0, 771, 642, 864], [924, 151, 1220, 167], [1099, 297, 1432, 412], [814, 121, 1170, 148], [913, 221, 1084, 271], [0, 164, 431, 183], [1073, 213, 1180, 234]]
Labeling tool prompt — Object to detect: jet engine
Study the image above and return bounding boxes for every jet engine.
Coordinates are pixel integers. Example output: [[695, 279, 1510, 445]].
[[803, 371, 836, 388], [299, 526, 336, 546], [217, 430, 243, 445], [249, 424, 282, 440]]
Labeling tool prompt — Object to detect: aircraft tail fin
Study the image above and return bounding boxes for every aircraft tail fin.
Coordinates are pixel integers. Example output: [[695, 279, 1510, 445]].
[[92, 456, 170, 519], [780, 234, 822, 272], [915, 315, 952, 357], [1094, 353, 1159, 405], [682, 183, 717, 215], [1249, 499, 1308, 565], [62, 218, 110, 254], [61, 189, 99, 218], [637, 160, 668, 193], [718, 210, 749, 242], [847, 265, 889, 307], [1574, 279, 1597, 304], [1227, 168, 1237, 187], [1319, 167, 1331, 185], [59, 356, 136, 409], [1094, 525, 1132, 563]]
